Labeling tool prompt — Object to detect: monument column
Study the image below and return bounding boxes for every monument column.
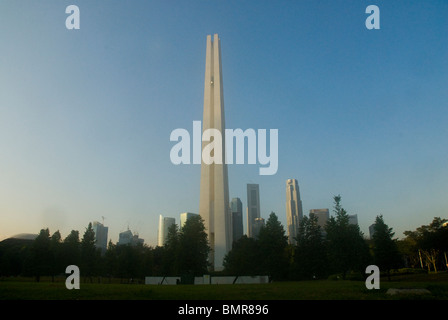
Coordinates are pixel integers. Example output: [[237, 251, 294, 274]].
[[199, 34, 231, 271]]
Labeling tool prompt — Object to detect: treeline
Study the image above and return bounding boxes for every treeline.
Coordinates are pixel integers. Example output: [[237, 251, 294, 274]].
[[0, 215, 212, 282], [0, 196, 447, 282], [225, 195, 374, 280]]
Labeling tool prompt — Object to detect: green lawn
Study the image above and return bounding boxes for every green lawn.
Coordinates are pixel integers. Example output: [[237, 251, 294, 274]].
[[1, 273, 448, 300]]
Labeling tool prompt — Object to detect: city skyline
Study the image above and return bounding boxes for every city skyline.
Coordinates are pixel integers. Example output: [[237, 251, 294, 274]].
[[1, 1, 447, 247]]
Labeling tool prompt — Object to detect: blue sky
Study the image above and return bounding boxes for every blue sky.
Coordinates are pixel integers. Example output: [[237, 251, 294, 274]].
[[1, 1, 447, 245]]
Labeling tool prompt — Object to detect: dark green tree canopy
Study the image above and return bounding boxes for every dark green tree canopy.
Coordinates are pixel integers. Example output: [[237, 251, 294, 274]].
[[178, 215, 210, 276], [294, 213, 328, 280], [372, 215, 402, 278], [257, 212, 289, 280], [325, 195, 371, 278], [223, 235, 262, 276]]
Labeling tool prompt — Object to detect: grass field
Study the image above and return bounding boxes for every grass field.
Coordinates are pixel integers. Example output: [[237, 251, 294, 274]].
[[1, 272, 448, 300]]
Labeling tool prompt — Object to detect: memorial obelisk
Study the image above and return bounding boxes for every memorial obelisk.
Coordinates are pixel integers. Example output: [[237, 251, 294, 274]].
[[199, 34, 231, 271]]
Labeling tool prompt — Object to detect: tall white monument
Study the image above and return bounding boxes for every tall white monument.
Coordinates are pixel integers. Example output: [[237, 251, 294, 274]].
[[199, 34, 232, 271]]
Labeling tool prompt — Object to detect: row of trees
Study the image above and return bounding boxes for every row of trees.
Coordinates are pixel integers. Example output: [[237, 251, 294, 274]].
[[1, 195, 447, 282], [290, 196, 447, 279], [224, 195, 401, 281], [400, 217, 448, 273]]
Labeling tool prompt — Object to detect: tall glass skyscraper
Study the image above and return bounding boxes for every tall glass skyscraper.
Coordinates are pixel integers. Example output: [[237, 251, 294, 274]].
[[309, 208, 329, 229], [247, 184, 261, 238], [92, 221, 108, 255], [309, 208, 329, 237], [286, 179, 303, 244], [180, 212, 198, 229], [158, 215, 175, 247], [230, 197, 243, 243]]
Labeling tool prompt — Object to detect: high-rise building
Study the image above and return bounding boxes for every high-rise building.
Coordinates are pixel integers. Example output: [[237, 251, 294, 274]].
[[158, 215, 175, 247], [285, 179, 303, 245], [118, 229, 144, 246], [230, 197, 243, 244], [118, 229, 133, 246], [309, 209, 330, 229], [253, 217, 265, 239], [92, 221, 108, 255], [180, 212, 198, 229], [369, 223, 376, 240], [246, 184, 261, 238], [199, 34, 232, 271], [348, 214, 358, 226]]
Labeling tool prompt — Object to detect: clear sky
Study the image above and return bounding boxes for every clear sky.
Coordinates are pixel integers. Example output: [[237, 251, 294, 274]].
[[1, 1, 447, 246]]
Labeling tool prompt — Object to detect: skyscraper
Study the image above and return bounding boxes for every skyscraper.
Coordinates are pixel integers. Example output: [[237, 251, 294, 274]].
[[309, 208, 329, 237], [285, 178, 303, 245], [92, 221, 108, 255], [158, 215, 175, 247], [369, 223, 376, 240], [199, 34, 232, 271], [247, 184, 261, 238], [230, 197, 243, 243], [348, 214, 358, 226], [180, 212, 199, 229], [118, 229, 144, 246], [253, 217, 265, 239], [309, 208, 330, 229]]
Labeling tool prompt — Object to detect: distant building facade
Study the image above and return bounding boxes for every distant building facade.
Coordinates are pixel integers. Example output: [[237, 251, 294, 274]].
[[309, 209, 330, 229], [230, 197, 243, 243], [285, 179, 303, 245], [180, 212, 198, 229], [158, 215, 175, 247], [92, 221, 108, 255], [369, 223, 376, 239], [247, 184, 261, 238], [253, 217, 265, 239], [348, 214, 358, 226], [118, 229, 144, 246]]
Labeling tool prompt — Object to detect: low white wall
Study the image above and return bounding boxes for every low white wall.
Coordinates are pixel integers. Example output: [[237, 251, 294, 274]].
[[194, 277, 204, 284], [234, 276, 269, 284], [145, 276, 180, 285], [211, 276, 235, 284], [146, 275, 269, 285]]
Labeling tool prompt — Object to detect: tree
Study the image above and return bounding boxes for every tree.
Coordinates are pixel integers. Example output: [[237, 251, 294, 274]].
[[116, 243, 144, 281], [49, 230, 63, 281], [62, 230, 80, 267], [163, 223, 180, 276], [223, 235, 262, 275], [418, 218, 448, 272], [30, 228, 52, 282], [397, 234, 420, 269], [257, 212, 289, 280], [178, 215, 210, 276], [294, 213, 328, 279], [325, 195, 371, 279], [372, 215, 402, 280], [104, 240, 118, 280], [0, 237, 33, 277], [80, 222, 100, 281], [403, 217, 448, 272]]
